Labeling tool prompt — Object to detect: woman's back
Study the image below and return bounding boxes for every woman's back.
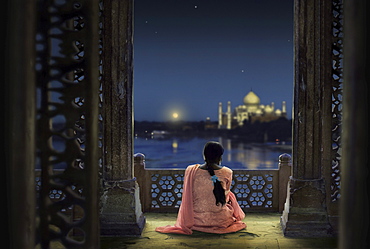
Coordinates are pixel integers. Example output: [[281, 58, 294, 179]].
[[155, 141, 246, 234], [192, 166, 236, 229], [193, 166, 232, 213]]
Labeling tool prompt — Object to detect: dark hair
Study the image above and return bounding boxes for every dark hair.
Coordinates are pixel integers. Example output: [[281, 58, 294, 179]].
[[203, 141, 226, 206]]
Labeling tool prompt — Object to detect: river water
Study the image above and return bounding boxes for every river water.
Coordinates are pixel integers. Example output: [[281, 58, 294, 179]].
[[134, 135, 291, 170]]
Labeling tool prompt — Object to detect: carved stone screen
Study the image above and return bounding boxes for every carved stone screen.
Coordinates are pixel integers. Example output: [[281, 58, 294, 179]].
[[35, 0, 100, 247], [330, 0, 343, 203], [146, 170, 278, 212]]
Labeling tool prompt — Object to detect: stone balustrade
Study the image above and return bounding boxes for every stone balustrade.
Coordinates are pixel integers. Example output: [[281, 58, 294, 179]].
[[134, 153, 292, 213]]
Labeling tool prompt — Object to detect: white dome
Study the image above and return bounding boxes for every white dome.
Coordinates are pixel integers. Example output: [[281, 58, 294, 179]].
[[243, 91, 260, 106], [265, 105, 273, 113]]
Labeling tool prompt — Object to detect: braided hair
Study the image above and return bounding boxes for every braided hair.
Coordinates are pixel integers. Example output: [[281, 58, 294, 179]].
[[203, 141, 226, 206]]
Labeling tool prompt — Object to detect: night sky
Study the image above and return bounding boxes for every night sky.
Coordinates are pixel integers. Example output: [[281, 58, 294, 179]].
[[133, 0, 294, 122]]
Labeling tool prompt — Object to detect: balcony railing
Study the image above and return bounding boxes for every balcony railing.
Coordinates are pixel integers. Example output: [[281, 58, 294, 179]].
[[35, 152, 292, 224], [134, 153, 292, 213]]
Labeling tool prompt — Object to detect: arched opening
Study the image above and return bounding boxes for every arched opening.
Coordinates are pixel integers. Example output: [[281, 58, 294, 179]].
[[134, 0, 293, 121], [133, 0, 294, 170]]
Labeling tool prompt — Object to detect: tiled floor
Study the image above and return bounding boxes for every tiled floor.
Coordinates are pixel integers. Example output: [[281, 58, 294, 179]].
[[101, 212, 338, 249]]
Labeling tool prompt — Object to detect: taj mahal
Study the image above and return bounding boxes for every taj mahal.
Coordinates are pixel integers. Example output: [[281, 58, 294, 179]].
[[218, 90, 287, 129]]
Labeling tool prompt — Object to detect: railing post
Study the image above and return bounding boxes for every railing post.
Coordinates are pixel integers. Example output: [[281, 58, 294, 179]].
[[134, 153, 151, 212], [278, 153, 292, 213]]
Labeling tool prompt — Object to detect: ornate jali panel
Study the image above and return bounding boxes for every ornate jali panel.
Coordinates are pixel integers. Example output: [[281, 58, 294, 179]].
[[330, 0, 343, 203], [148, 170, 278, 211], [231, 173, 275, 209], [35, 0, 100, 247], [151, 174, 184, 209]]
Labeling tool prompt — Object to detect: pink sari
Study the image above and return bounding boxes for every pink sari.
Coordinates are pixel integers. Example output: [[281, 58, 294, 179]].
[[155, 164, 246, 235]]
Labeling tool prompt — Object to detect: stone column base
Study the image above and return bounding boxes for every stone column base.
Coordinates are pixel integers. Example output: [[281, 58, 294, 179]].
[[100, 178, 146, 236], [280, 177, 333, 237]]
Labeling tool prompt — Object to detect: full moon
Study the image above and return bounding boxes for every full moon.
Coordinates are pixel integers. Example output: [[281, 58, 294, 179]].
[[172, 112, 179, 119]]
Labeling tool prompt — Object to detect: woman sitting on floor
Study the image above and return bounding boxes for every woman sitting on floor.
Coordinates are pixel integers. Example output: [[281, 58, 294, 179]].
[[155, 141, 247, 235]]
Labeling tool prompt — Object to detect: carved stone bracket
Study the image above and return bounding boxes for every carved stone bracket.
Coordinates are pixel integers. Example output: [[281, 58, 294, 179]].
[[103, 178, 138, 191]]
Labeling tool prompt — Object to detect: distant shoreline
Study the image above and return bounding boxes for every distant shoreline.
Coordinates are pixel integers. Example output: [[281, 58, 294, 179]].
[[50, 117, 293, 145], [134, 117, 292, 144]]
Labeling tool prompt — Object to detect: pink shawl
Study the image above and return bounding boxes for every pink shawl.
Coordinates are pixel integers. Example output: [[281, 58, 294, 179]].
[[155, 165, 246, 234]]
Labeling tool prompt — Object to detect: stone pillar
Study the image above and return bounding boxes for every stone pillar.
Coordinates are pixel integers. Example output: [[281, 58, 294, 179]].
[[5, 0, 36, 246], [100, 0, 145, 236], [280, 0, 333, 237], [340, 0, 369, 247]]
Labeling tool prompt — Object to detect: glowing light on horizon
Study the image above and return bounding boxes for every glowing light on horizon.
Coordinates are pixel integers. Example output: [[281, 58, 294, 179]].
[[172, 112, 179, 119]]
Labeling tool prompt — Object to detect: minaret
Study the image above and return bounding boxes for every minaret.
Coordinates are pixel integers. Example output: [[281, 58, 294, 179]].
[[227, 101, 232, 130], [218, 102, 223, 129], [282, 101, 287, 117]]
